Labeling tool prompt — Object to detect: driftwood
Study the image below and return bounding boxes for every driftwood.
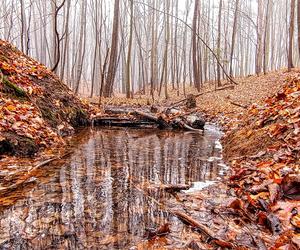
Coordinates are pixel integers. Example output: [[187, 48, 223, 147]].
[[92, 107, 206, 132]]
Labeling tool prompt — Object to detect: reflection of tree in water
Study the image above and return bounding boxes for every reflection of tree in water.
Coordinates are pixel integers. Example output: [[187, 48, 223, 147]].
[[0, 128, 225, 249]]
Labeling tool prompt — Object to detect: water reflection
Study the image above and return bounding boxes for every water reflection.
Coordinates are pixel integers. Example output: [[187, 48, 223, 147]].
[[0, 127, 225, 249]]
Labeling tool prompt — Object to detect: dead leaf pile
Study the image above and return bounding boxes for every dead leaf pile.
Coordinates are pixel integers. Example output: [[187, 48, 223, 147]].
[[0, 97, 63, 147], [0, 40, 99, 156], [222, 74, 300, 249], [0, 40, 48, 95]]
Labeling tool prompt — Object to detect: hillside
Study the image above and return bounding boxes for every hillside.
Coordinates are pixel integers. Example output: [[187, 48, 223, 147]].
[[0, 40, 91, 156]]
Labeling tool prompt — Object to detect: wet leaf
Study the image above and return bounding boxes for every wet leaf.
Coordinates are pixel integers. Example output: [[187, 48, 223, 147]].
[[291, 214, 300, 229], [268, 183, 280, 204], [266, 213, 282, 235], [145, 223, 171, 239], [281, 175, 300, 200]]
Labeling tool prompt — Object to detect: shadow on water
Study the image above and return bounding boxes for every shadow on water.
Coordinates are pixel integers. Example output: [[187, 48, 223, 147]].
[[0, 126, 226, 249]]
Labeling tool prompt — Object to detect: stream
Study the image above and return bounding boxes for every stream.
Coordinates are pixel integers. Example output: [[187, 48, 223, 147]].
[[0, 125, 226, 249]]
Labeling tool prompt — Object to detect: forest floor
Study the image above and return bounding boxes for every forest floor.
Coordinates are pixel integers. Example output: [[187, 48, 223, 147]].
[[162, 72, 300, 249], [0, 40, 299, 249], [95, 69, 287, 114], [97, 71, 300, 249]]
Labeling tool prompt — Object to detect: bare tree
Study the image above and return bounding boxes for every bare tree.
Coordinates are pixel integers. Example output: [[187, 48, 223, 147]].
[[229, 0, 240, 77], [192, 0, 201, 91], [51, 0, 66, 73], [217, 0, 223, 86], [289, 0, 296, 71], [103, 0, 120, 97], [125, 0, 134, 98], [298, 0, 300, 57]]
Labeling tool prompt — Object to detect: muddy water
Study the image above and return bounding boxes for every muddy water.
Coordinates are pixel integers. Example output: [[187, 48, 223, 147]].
[[0, 126, 226, 249]]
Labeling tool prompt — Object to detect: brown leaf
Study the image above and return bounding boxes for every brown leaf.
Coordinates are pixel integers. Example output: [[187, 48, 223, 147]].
[[268, 183, 280, 204], [291, 213, 300, 229], [145, 223, 170, 239], [228, 198, 244, 210], [266, 213, 282, 235], [281, 174, 300, 200]]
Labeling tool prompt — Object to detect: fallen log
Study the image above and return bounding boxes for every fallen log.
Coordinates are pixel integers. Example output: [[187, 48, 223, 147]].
[[132, 110, 169, 128], [93, 117, 158, 128], [92, 107, 206, 132]]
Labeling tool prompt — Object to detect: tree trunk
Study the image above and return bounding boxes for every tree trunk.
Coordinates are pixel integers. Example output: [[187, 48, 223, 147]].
[[217, 0, 223, 86], [298, 0, 300, 57], [126, 0, 134, 98], [229, 0, 239, 77], [288, 0, 296, 71], [103, 0, 120, 97], [192, 0, 200, 91]]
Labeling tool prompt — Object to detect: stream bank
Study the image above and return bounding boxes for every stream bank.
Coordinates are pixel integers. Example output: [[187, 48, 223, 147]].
[[0, 40, 93, 157], [0, 39, 299, 249]]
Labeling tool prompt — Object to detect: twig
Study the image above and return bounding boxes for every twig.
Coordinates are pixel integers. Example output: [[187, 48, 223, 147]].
[[169, 85, 235, 108], [229, 101, 247, 109]]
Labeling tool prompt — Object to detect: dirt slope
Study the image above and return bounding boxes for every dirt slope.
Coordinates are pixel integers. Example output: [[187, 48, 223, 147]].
[[0, 40, 91, 156]]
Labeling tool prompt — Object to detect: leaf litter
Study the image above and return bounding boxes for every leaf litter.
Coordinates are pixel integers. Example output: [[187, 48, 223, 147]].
[[0, 38, 299, 249]]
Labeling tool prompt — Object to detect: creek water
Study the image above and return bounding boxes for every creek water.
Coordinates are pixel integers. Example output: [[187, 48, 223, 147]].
[[0, 126, 226, 249]]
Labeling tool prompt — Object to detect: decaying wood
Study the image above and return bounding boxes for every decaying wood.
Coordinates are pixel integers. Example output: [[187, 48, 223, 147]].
[[92, 106, 206, 132], [132, 110, 169, 128], [93, 117, 157, 128]]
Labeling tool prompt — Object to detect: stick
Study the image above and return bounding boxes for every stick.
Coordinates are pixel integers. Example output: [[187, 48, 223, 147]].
[[171, 210, 234, 248], [229, 101, 247, 109], [171, 210, 214, 237]]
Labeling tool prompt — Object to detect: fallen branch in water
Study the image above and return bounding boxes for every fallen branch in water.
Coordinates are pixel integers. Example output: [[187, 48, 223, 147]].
[[92, 107, 206, 132], [171, 210, 214, 238], [171, 210, 235, 249], [147, 184, 191, 193]]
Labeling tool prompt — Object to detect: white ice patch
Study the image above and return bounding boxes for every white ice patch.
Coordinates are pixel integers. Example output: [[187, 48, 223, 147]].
[[184, 180, 216, 193], [207, 156, 222, 162], [215, 140, 223, 150]]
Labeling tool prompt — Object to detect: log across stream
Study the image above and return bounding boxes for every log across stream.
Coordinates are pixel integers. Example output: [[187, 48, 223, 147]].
[[92, 106, 206, 132], [0, 126, 227, 249]]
